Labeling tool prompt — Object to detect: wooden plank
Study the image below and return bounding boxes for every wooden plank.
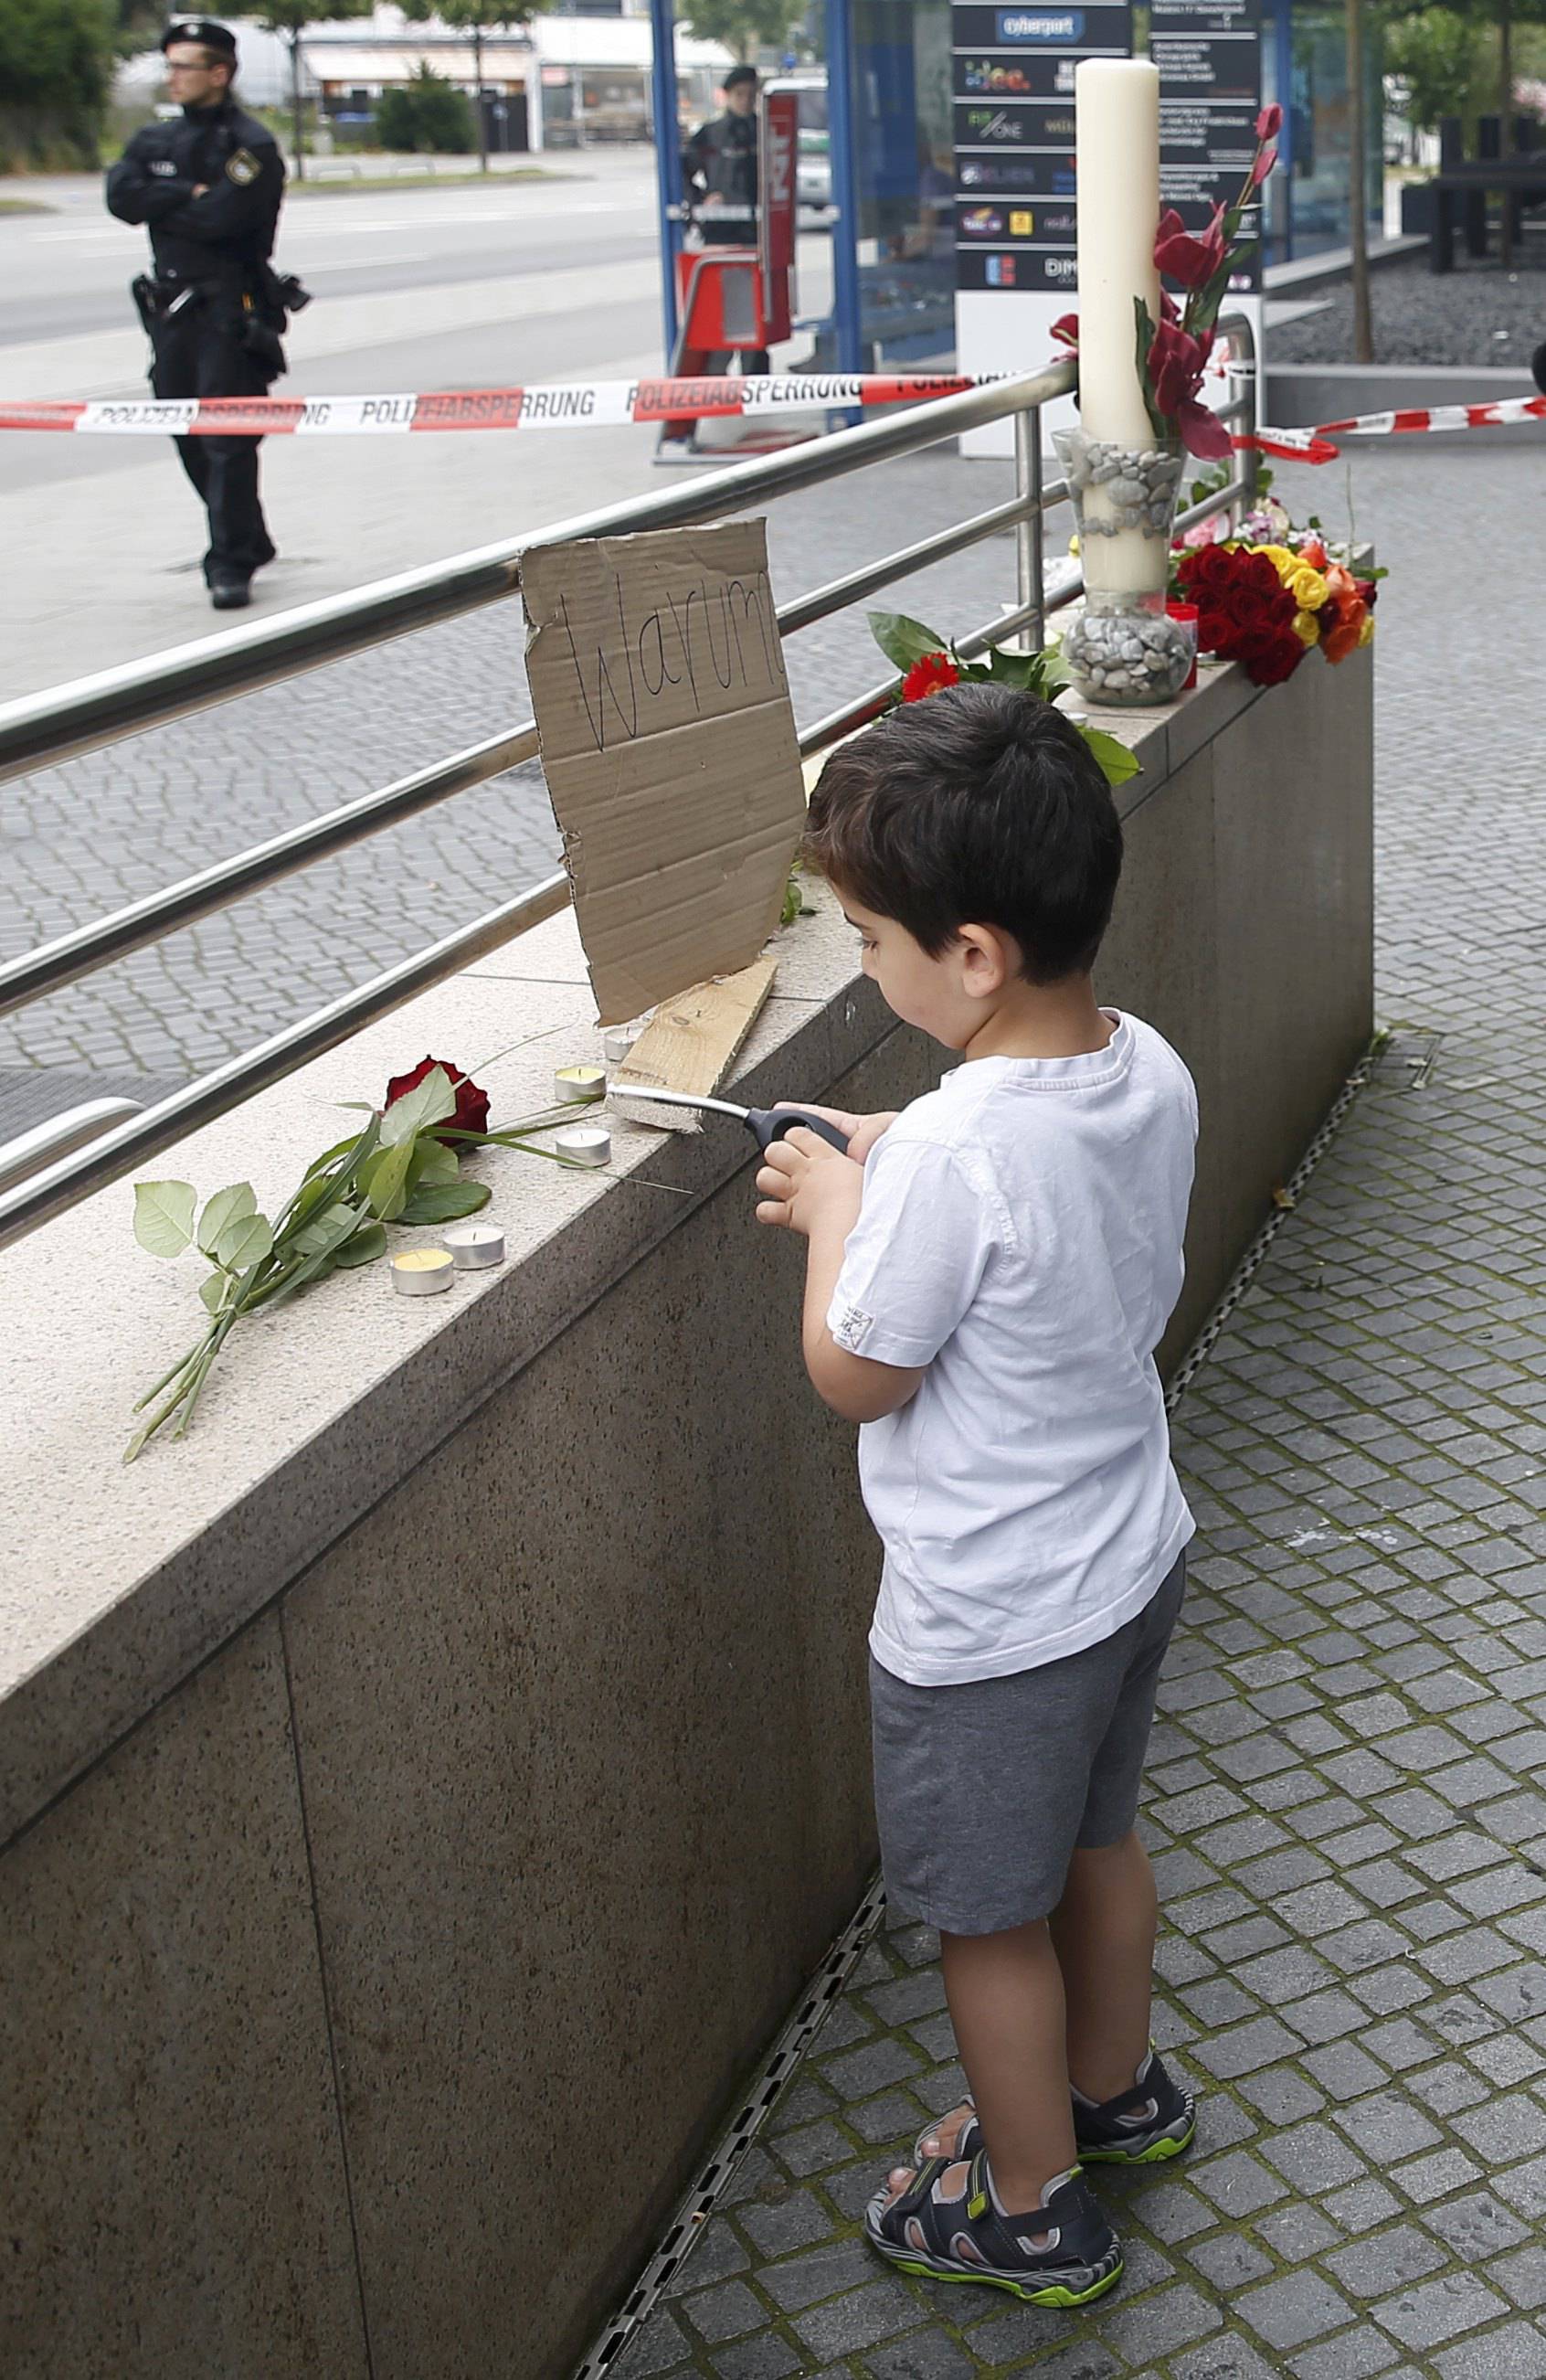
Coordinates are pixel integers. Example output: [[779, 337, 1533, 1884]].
[[609, 955, 778, 1131]]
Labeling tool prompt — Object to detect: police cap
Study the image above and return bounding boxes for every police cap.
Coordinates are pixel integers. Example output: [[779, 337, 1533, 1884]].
[[161, 19, 238, 60]]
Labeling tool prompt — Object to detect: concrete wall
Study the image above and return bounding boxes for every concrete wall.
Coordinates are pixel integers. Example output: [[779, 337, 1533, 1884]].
[[0, 650, 1372, 2380]]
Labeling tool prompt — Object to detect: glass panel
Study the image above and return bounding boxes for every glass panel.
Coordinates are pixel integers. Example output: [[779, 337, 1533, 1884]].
[[851, 0, 958, 363]]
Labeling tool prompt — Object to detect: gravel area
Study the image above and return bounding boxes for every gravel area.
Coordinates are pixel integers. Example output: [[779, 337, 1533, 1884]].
[[1272, 228, 1546, 367]]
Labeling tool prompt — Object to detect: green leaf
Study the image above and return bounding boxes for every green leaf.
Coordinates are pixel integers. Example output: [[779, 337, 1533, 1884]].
[[397, 1179, 492, 1226], [1079, 727, 1142, 788], [196, 1182, 256, 1257], [379, 1067, 457, 1149], [363, 1139, 416, 1219], [334, 1220, 387, 1270], [213, 1210, 273, 1272], [304, 1132, 369, 1181], [292, 1201, 363, 1257], [133, 1180, 196, 1259], [866, 609, 953, 674], [407, 1137, 460, 1190]]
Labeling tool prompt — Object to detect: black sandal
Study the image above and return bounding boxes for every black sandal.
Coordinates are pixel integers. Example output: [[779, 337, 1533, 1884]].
[[864, 2151, 1123, 2306]]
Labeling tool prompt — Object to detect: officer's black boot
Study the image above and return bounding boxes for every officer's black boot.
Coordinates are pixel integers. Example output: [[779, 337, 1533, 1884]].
[[209, 575, 251, 610]]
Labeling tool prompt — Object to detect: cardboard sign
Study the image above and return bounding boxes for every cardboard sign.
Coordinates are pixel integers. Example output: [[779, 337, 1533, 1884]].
[[521, 521, 805, 1026]]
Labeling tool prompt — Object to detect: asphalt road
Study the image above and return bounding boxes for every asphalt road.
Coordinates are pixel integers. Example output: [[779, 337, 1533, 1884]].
[[0, 160, 663, 346]]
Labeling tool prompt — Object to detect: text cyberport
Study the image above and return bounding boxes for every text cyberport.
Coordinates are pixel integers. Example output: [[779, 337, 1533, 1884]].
[[994, 8, 1085, 40]]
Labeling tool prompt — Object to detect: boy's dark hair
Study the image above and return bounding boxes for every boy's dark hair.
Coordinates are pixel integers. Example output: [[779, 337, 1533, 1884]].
[[724, 63, 758, 88], [804, 681, 1124, 983]]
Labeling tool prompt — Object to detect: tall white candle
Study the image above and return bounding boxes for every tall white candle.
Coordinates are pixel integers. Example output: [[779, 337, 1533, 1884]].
[[1075, 59, 1160, 451]]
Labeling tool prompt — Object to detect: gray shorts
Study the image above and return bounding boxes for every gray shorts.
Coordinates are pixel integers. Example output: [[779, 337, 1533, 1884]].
[[869, 1552, 1187, 1937]]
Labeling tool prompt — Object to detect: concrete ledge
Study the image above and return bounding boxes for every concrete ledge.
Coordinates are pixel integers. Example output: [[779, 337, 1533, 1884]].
[[1266, 360, 1543, 435]]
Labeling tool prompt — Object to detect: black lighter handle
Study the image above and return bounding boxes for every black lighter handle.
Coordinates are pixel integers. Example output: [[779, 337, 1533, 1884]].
[[746, 1107, 851, 1155]]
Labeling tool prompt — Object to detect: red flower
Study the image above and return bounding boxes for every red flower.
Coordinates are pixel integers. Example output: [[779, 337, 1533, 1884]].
[[1050, 312, 1080, 350], [1255, 102, 1283, 140], [901, 651, 961, 702], [385, 1056, 492, 1140], [1251, 143, 1279, 187], [1197, 607, 1232, 653], [1154, 204, 1229, 292]]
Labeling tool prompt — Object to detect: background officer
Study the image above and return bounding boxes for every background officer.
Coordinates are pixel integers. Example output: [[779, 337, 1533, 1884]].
[[682, 65, 768, 373], [106, 21, 286, 611]]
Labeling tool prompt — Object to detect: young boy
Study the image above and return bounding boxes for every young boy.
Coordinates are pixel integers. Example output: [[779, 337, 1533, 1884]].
[[756, 683, 1198, 2307]]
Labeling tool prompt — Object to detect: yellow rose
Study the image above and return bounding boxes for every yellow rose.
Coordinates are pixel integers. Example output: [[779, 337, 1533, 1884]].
[[1293, 608, 1321, 646], [1287, 563, 1329, 611], [1255, 543, 1296, 573], [1357, 611, 1375, 648]]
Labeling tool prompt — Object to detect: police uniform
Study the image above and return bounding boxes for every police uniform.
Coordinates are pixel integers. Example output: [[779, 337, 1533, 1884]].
[[682, 99, 768, 374], [106, 22, 285, 600]]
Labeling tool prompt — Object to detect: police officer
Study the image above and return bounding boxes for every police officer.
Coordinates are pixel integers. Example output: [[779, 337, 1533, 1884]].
[[106, 21, 286, 610], [682, 66, 768, 373]]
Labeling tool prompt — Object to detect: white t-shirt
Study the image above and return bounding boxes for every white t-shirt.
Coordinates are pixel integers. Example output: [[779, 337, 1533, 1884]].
[[827, 1012, 1197, 1687]]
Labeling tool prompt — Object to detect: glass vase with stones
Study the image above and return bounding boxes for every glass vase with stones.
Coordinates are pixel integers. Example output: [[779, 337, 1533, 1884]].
[[1053, 429, 1192, 707]]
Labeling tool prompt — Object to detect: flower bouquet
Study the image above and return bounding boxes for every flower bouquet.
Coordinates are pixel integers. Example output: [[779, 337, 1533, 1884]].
[[127, 1056, 637, 1460]]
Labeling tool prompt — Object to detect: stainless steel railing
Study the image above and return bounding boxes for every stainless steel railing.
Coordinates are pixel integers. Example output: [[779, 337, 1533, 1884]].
[[0, 322, 1257, 1249]]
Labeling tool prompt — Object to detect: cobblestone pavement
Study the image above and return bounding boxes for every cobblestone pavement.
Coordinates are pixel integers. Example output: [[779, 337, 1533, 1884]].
[[606, 441, 1546, 2380], [1271, 229, 1546, 368], [0, 452, 1027, 1114]]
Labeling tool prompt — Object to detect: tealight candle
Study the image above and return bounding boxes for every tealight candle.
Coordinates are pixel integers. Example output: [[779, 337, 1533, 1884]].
[[602, 1021, 646, 1066], [554, 1064, 606, 1104], [443, 1222, 505, 1270], [555, 1123, 611, 1169], [390, 1247, 454, 1296]]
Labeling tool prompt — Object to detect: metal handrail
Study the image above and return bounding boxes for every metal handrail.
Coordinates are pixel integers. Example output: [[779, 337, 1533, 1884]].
[[0, 365, 1077, 784], [0, 320, 1260, 1250], [0, 1100, 143, 1195]]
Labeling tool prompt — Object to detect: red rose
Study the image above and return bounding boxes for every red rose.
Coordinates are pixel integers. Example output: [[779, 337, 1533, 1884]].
[[902, 651, 961, 702], [1196, 608, 1232, 653], [1244, 633, 1305, 687], [385, 1056, 492, 1140], [1050, 312, 1080, 350]]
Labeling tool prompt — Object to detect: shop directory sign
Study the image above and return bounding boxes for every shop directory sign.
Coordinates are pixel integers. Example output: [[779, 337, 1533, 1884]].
[[952, 3, 1133, 295], [1152, 0, 1264, 290]]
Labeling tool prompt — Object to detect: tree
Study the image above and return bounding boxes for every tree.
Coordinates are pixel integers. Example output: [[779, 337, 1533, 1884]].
[[1382, 0, 1546, 265], [397, 0, 552, 175], [0, 0, 115, 168], [376, 64, 475, 154], [676, 0, 803, 65], [258, 0, 373, 183], [1348, 0, 1374, 361], [1384, 6, 1485, 138]]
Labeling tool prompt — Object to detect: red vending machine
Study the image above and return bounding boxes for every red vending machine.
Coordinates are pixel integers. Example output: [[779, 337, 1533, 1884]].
[[658, 88, 799, 454]]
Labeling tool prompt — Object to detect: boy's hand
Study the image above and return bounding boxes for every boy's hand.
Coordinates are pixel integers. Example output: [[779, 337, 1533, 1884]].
[[773, 1102, 899, 1163], [755, 1127, 863, 1236]]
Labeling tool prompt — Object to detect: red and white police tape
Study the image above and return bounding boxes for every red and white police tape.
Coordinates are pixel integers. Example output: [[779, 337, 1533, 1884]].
[[2, 375, 1542, 461]]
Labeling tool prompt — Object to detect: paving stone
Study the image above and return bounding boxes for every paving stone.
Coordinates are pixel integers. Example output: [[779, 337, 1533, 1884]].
[[1325, 2224, 1449, 2297], [1191, 2016, 1303, 2079], [680, 2279, 768, 2344], [1260, 2121, 1370, 2193], [1236, 2270, 1358, 2352], [1235, 2064, 1326, 2124], [709, 2335, 806, 2380], [790, 2279, 917, 2358], [1097, 2283, 1223, 2362], [818, 2041, 925, 2099], [1189, 2150, 1288, 2217], [1330, 2093, 1443, 2163], [1372, 2269, 1509, 2351], [776, 2122, 854, 2178], [612, 2309, 694, 2376], [1170, 2342, 1280, 2380], [738, 2194, 841, 2260], [1432, 2328, 1546, 2380], [1300, 2042, 1387, 2100], [1285, 2332, 1403, 2380], [1392, 2146, 1485, 2204], [1252, 2203, 1342, 2260], [859, 2331, 978, 2380], [1490, 2244, 1546, 2311]]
